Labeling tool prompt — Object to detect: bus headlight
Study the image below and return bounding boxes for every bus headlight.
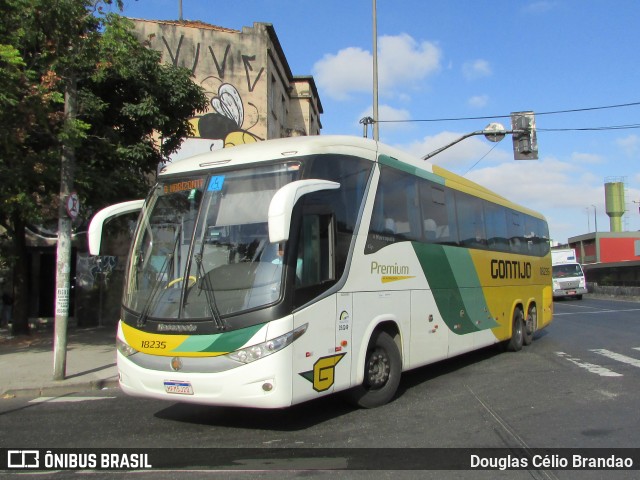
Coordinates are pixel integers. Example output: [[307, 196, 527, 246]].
[[228, 323, 308, 364], [117, 337, 139, 357]]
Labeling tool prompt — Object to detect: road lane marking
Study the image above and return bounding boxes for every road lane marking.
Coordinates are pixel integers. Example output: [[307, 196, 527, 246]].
[[596, 389, 618, 399], [555, 352, 623, 377], [553, 308, 640, 316], [29, 396, 116, 403], [554, 303, 601, 310], [591, 349, 640, 369]]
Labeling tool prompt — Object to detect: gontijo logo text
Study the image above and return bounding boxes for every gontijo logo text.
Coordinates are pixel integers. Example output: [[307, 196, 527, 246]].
[[490, 259, 532, 280]]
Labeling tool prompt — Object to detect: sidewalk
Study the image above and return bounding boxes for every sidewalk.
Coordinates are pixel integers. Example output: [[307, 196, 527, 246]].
[[0, 322, 119, 398]]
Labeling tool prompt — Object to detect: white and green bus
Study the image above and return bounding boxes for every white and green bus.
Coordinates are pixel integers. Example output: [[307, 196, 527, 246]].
[[89, 135, 553, 409]]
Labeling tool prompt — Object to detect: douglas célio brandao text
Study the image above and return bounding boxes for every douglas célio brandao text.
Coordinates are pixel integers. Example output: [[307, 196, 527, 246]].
[[470, 453, 634, 470]]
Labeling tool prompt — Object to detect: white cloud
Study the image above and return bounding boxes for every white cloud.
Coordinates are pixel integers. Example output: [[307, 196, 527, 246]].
[[462, 59, 492, 80], [570, 152, 604, 164], [313, 47, 373, 100], [468, 95, 489, 108], [615, 134, 639, 156], [377, 34, 441, 90], [313, 34, 441, 100]]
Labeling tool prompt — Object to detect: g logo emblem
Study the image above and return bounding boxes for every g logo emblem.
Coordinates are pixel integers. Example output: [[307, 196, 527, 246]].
[[312, 354, 345, 392]]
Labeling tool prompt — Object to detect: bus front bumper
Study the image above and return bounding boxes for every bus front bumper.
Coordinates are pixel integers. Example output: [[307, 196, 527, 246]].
[[553, 287, 588, 298], [117, 349, 294, 409]]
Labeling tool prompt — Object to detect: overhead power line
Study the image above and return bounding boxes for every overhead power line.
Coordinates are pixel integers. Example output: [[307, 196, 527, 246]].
[[539, 124, 640, 132], [376, 101, 640, 124]]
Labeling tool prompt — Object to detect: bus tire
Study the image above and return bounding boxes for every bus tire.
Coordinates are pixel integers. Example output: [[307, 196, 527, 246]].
[[523, 304, 536, 346], [345, 330, 401, 409], [506, 308, 524, 352]]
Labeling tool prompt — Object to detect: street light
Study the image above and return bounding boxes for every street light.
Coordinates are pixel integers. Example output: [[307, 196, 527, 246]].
[[421, 114, 537, 162], [422, 123, 508, 161], [591, 204, 598, 232], [585, 207, 590, 232]]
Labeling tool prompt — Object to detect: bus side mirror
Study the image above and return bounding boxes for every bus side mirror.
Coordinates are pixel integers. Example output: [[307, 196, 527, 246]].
[[88, 200, 144, 255], [268, 180, 340, 243]]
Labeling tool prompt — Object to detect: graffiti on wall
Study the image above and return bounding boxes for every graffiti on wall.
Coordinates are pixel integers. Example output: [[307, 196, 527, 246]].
[[196, 82, 262, 147], [76, 254, 118, 290], [161, 34, 266, 150]]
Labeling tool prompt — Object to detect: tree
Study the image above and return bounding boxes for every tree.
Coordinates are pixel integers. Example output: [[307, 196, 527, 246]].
[[0, 0, 208, 335]]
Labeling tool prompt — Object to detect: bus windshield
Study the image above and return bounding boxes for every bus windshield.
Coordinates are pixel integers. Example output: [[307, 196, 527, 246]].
[[124, 162, 301, 321]]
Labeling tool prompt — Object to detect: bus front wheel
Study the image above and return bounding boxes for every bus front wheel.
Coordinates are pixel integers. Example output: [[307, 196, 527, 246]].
[[506, 308, 524, 352], [345, 330, 401, 409]]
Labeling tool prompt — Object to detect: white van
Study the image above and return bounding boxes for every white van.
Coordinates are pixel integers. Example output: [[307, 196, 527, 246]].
[[552, 249, 587, 300]]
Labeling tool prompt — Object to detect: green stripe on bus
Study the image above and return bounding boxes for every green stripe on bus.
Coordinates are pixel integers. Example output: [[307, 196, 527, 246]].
[[378, 154, 445, 185], [171, 323, 265, 353], [412, 242, 499, 334]]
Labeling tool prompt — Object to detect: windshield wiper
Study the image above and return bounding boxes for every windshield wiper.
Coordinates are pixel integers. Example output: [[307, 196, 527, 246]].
[[138, 253, 174, 327], [193, 253, 227, 330], [138, 224, 182, 326]]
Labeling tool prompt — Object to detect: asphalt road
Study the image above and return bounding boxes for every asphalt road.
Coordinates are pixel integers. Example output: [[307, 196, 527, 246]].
[[2, 296, 640, 479]]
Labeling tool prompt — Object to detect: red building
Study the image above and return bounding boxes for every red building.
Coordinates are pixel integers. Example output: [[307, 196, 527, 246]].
[[568, 232, 640, 287]]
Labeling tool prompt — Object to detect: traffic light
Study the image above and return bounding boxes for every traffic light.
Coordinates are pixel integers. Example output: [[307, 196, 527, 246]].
[[510, 111, 538, 160]]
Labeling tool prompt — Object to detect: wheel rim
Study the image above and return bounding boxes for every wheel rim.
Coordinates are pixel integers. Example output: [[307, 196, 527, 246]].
[[514, 312, 523, 343], [526, 306, 537, 335], [365, 347, 390, 390]]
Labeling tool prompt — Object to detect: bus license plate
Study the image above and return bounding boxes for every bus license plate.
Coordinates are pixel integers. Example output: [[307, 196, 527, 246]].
[[164, 380, 194, 395]]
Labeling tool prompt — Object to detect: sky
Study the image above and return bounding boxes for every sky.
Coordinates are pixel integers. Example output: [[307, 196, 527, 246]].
[[115, 0, 640, 244]]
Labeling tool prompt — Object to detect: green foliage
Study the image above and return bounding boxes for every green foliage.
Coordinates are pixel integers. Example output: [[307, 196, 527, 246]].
[[0, 0, 207, 331], [0, 0, 207, 229]]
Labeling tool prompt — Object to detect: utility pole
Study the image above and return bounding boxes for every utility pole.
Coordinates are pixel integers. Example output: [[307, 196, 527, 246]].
[[53, 76, 78, 381], [372, 0, 379, 141]]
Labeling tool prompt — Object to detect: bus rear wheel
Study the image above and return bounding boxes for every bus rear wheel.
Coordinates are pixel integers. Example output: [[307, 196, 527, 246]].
[[506, 308, 524, 352], [523, 304, 537, 346], [345, 330, 401, 409]]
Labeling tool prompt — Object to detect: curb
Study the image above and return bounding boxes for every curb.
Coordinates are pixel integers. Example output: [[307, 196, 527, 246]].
[[2, 377, 120, 399]]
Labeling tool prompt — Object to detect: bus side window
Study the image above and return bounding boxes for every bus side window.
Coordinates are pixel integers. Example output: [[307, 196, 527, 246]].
[[366, 165, 421, 254], [293, 213, 336, 308], [484, 202, 509, 252], [525, 215, 549, 256], [508, 210, 526, 254], [456, 191, 487, 249], [418, 181, 459, 246]]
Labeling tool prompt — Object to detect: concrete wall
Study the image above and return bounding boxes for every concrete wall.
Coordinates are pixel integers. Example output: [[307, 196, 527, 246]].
[[588, 283, 640, 299], [131, 20, 321, 159]]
